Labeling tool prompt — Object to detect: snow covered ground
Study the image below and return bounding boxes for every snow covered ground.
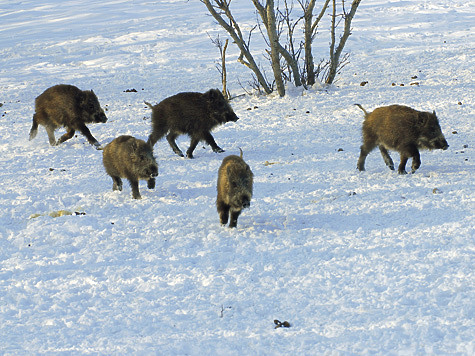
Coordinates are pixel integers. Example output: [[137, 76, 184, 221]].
[[0, 0, 474, 354]]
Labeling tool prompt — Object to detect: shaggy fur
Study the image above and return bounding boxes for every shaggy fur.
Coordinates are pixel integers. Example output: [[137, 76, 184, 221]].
[[145, 89, 239, 158], [103, 135, 158, 199], [216, 149, 253, 228], [29, 84, 107, 148], [356, 104, 449, 174]]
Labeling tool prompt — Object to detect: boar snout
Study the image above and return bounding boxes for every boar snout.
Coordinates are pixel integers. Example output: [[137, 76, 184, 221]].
[[227, 111, 239, 123], [438, 139, 449, 150], [242, 195, 251, 209], [147, 166, 159, 178], [94, 111, 108, 123]]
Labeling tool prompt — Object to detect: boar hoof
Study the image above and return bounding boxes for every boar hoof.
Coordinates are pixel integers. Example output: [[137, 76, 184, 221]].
[[398, 170, 408, 175], [213, 147, 225, 153]]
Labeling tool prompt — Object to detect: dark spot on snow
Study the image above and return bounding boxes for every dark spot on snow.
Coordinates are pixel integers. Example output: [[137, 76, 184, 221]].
[[274, 320, 291, 329], [360, 81, 368, 86], [124, 88, 137, 92]]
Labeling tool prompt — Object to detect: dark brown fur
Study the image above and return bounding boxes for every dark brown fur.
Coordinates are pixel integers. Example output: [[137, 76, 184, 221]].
[[145, 89, 239, 158], [29, 84, 108, 149], [216, 149, 253, 228], [356, 104, 449, 174], [102, 135, 158, 199]]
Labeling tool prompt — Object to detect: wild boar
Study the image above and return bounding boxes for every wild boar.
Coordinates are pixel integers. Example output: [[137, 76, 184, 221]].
[[102, 135, 158, 199], [216, 148, 253, 228], [356, 104, 449, 174], [145, 89, 239, 158], [29, 84, 108, 149]]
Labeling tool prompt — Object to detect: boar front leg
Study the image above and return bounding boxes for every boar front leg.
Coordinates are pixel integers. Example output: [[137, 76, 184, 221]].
[[217, 200, 230, 225], [112, 176, 123, 191], [398, 145, 420, 174], [229, 209, 242, 228], [186, 137, 200, 159], [76, 123, 100, 148], [147, 178, 156, 189], [203, 132, 225, 153], [128, 178, 142, 199]]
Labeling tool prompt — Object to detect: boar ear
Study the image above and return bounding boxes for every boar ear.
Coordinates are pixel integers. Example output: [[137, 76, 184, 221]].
[[207, 89, 221, 101], [417, 112, 429, 126]]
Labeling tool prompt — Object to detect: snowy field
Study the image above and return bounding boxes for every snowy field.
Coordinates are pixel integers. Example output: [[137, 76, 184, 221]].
[[0, 0, 474, 354]]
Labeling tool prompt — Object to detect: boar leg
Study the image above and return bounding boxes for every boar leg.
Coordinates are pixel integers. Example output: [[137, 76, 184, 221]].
[[128, 178, 142, 199], [186, 137, 200, 159], [217, 201, 230, 225], [410, 150, 421, 173], [203, 132, 225, 153], [112, 176, 123, 191], [45, 126, 57, 146], [357, 143, 375, 171], [147, 178, 156, 189], [148, 125, 168, 148], [229, 209, 241, 228], [378, 146, 395, 170], [76, 122, 100, 147], [166, 132, 185, 157], [56, 128, 76, 145], [398, 145, 420, 174]]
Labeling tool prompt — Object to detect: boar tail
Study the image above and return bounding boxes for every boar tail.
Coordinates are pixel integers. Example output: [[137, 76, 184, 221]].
[[29, 114, 39, 140], [354, 104, 369, 117], [143, 101, 154, 109], [239, 147, 243, 158]]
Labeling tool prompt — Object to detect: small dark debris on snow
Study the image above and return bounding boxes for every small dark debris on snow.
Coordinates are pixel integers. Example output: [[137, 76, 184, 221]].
[[458, 102, 463, 105], [74, 212, 86, 216], [124, 88, 137, 92], [274, 320, 291, 329], [337, 148, 344, 152], [452, 131, 458, 134], [360, 81, 368, 86]]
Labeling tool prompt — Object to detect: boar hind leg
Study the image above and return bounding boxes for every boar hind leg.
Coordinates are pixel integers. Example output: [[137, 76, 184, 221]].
[[45, 126, 58, 146], [378, 146, 395, 170], [166, 132, 185, 157], [229, 209, 242, 228], [112, 176, 123, 191], [128, 178, 142, 199], [56, 128, 76, 145], [217, 200, 230, 225], [203, 132, 225, 153], [357, 142, 376, 171], [148, 125, 168, 148]]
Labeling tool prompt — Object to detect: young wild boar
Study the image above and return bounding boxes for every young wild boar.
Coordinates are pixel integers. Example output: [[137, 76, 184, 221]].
[[356, 104, 449, 174], [29, 84, 108, 149], [216, 149, 253, 228], [102, 135, 158, 199], [145, 89, 239, 159]]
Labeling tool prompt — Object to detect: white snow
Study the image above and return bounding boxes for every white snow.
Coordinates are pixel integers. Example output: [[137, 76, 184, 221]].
[[0, 0, 474, 355]]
